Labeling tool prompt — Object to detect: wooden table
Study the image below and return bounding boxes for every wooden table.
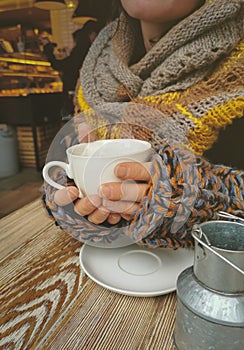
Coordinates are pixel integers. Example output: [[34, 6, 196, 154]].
[[0, 199, 177, 350]]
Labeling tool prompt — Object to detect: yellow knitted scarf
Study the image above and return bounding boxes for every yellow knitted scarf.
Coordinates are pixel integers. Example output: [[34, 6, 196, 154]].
[[76, 0, 244, 157], [77, 39, 244, 155]]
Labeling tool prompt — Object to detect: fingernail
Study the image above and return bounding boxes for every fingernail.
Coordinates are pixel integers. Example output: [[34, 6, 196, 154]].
[[67, 187, 79, 196], [99, 185, 111, 198], [67, 187, 79, 200], [115, 165, 127, 178], [74, 205, 85, 216]]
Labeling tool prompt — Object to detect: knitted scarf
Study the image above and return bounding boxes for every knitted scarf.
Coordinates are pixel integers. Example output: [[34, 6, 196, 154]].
[[44, 0, 244, 248], [79, 0, 244, 155]]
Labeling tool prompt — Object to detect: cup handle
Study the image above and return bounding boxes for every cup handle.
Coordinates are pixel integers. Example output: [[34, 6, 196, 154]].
[[42, 161, 70, 191]]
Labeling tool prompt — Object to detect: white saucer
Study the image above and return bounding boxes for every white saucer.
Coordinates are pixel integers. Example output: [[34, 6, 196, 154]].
[[79, 244, 194, 297]]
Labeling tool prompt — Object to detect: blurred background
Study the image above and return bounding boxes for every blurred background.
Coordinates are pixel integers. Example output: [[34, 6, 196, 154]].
[[0, 0, 111, 57], [0, 0, 112, 217]]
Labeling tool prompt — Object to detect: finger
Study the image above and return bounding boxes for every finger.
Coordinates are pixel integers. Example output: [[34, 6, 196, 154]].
[[99, 182, 149, 201], [107, 213, 121, 225], [102, 199, 139, 215], [114, 162, 151, 181], [54, 186, 79, 206], [74, 195, 101, 216], [88, 206, 110, 224], [121, 214, 132, 221], [78, 122, 96, 143]]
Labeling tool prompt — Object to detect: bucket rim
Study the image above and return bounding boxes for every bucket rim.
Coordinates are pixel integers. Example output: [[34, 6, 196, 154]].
[[198, 220, 244, 253]]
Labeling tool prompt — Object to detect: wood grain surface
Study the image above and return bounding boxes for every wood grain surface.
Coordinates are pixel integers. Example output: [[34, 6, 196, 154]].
[[0, 200, 176, 350]]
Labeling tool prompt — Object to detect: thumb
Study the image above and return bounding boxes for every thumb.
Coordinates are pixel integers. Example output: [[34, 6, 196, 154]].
[[54, 186, 79, 206], [78, 122, 96, 143], [114, 162, 151, 181]]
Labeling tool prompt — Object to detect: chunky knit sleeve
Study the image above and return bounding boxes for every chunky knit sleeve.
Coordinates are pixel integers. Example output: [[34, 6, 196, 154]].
[[43, 143, 244, 249], [128, 144, 244, 248]]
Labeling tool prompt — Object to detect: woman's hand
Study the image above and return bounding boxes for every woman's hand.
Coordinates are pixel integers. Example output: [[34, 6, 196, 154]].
[[73, 161, 151, 224], [52, 122, 151, 224], [54, 161, 151, 225], [53, 122, 120, 224], [99, 162, 151, 221], [77, 122, 96, 143]]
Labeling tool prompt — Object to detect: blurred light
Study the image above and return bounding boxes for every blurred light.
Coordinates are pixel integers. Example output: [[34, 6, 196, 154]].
[[65, 0, 76, 9], [34, 0, 66, 10]]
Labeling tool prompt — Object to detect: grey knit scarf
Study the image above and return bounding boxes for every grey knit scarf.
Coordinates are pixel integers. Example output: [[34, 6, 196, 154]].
[[80, 0, 243, 114]]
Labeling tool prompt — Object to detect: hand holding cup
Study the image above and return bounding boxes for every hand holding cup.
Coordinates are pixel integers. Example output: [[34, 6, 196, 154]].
[[43, 138, 152, 224]]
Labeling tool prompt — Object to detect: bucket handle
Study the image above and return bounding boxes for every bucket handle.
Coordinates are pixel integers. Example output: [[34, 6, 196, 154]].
[[192, 226, 244, 276], [217, 211, 244, 223]]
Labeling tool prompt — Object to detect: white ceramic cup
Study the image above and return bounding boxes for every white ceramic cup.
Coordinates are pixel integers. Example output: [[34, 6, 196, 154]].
[[42, 139, 152, 197]]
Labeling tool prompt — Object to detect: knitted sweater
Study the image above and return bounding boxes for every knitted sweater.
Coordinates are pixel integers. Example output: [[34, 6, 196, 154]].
[[44, 0, 244, 248]]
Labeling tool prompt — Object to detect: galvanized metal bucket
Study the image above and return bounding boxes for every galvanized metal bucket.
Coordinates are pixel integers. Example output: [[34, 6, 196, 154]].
[[173, 212, 244, 350]]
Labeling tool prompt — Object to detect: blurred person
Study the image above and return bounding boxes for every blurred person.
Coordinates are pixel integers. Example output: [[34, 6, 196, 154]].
[[41, 20, 100, 120]]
